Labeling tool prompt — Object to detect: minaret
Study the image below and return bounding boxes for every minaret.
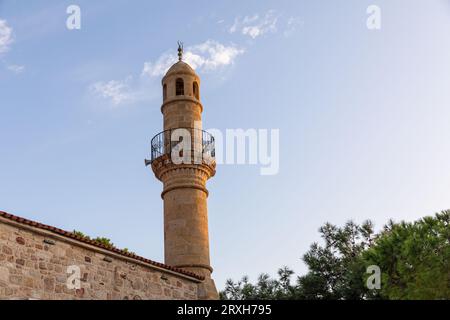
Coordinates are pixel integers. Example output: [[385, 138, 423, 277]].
[[146, 43, 218, 299]]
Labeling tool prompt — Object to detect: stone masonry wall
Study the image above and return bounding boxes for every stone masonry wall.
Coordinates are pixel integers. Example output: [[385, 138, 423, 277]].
[[0, 218, 200, 300]]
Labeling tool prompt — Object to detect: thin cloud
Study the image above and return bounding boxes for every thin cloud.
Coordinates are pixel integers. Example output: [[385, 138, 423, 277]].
[[142, 40, 244, 78], [227, 11, 302, 39], [90, 78, 133, 106], [142, 53, 176, 78], [0, 19, 13, 54], [90, 40, 244, 107], [0, 20, 26, 74], [229, 11, 279, 39], [7, 64, 25, 74], [283, 17, 303, 38]]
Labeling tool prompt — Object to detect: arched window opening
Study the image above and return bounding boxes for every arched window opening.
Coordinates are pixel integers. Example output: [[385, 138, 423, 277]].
[[176, 78, 184, 96], [193, 81, 199, 100], [163, 84, 167, 100]]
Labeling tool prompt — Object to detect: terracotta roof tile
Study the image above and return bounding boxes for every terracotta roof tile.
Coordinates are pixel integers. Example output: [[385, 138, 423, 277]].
[[0, 210, 204, 281]]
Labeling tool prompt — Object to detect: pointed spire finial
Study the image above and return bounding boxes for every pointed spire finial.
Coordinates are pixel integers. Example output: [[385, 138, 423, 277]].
[[177, 41, 184, 61]]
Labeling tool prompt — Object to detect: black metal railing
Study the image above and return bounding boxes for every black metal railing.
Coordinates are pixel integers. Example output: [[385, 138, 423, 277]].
[[147, 128, 215, 164]]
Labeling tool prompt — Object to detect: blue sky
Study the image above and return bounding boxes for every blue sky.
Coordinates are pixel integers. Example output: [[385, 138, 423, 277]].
[[1, 0, 450, 289]]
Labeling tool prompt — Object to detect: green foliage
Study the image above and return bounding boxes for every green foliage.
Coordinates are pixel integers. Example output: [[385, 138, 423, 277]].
[[221, 211, 450, 300], [297, 220, 375, 300], [73, 230, 90, 240], [221, 267, 297, 300], [72, 231, 118, 250], [363, 210, 450, 299], [122, 248, 136, 255], [93, 237, 114, 248]]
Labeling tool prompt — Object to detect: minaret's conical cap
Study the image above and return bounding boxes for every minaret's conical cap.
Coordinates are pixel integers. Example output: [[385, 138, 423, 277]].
[[164, 60, 198, 78]]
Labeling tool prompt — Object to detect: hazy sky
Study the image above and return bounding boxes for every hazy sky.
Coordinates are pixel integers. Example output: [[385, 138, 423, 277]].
[[1, 0, 450, 289]]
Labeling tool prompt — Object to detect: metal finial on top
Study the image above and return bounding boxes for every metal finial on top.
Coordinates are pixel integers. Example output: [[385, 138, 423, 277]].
[[177, 41, 184, 61]]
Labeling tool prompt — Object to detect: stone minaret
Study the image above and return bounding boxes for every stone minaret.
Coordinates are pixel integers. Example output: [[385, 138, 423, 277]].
[[146, 44, 218, 299]]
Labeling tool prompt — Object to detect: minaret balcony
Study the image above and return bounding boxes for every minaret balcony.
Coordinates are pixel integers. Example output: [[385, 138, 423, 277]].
[[145, 128, 215, 167]]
